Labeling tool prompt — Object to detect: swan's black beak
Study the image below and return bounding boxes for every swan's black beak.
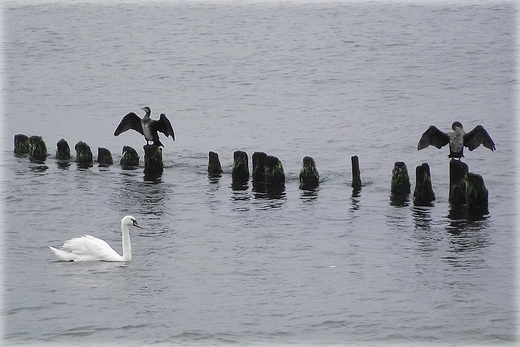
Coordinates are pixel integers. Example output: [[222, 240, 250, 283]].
[[132, 220, 143, 229]]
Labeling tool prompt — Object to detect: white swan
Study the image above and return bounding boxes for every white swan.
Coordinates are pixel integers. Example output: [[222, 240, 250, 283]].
[[49, 215, 141, 262]]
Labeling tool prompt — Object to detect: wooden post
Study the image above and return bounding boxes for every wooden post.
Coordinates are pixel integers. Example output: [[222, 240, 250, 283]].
[[56, 139, 71, 160], [232, 150, 249, 183], [413, 163, 435, 206], [449, 159, 469, 205], [252, 151, 267, 183], [351, 155, 362, 190], [466, 172, 488, 215], [265, 155, 285, 185], [14, 134, 30, 155], [74, 141, 93, 167], [391, 161, 411, 196], [299, 156, 319, 190], [120, 146, 139, 168], [97, 147, 113, 166], [208, 151, 223, 176], [29, 135, 48, 162], [143, 144, 163, 178]]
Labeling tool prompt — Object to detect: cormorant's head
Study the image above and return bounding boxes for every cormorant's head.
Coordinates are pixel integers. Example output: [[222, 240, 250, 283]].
[[141, 106, 151, 115], [452, 121, 463, 130]]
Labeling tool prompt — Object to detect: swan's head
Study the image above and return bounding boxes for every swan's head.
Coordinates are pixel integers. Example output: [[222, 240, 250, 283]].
[[122, 215, 142, 229]]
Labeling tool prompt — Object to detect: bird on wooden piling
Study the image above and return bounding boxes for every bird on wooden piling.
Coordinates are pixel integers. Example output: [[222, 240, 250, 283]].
[[49, 216, 142, 262], [114, 107, 175, 147], [417, 121, 495, 159]]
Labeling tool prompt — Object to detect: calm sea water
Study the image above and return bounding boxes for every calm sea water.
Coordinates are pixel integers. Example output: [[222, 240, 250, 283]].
[[1, 1, 518, 346]]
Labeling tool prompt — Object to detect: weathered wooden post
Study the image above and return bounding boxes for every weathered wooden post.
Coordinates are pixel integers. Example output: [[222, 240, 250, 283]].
[[299, 156, 319, 190], [232, 150, 249, 183], [466, 172, 488, 215], [120, 146, 139, 168], [390, 162, 410, 205], [75, 141, 93, 167], [97, 147, 113, 166], [413, 163, 435, 206], [351, 155, 362, 190], [265, 155, 285, 185], [29, 135, 48, 162], [56, 139, 71, 160], [252, 151, 267, 183], [14, 134, 30, 155], [449, 159, 469, 205], [208, 151, 223, 176], [143, 145, 163, 178], [391, 162, 411, 196]]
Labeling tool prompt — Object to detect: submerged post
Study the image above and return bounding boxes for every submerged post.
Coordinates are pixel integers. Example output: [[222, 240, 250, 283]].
[[29, 136, 48, 162], [120, 146, 139, 168], [14, 134, 30, 155], [265, 155, 285, 185], [413, 163, 435, 206], [252, 151, 267, 183], [449, 159, 469, 205], [299, 156, 319, 190], [56, 139, 71, 160], [466, 172, 489, 215], [97, 147, 113, 166], [232, 150, 249, 183], [351, 155, 362, 190], [143, 144, 163, 178], [208, 151, 223, 176], [75, 141, 93, 167]]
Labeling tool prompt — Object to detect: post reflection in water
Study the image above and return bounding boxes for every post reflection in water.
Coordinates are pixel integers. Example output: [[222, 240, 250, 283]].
[[350, 188, 361, 212], [442, 231, 490, 269], [412, 205, 433, 232], [228, 179, 288, 211], [114, 172, 169, 218], [230, 184, 252, 212], [299, 186, 319, 204], [411, 206, 441, 254], [252, 181, 286, 201], [442, 205, 491, 269], [206, 174, 223, 213]]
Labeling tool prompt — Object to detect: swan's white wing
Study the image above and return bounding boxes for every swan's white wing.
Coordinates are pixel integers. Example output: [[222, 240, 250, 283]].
[[57, 235, 123, 262]]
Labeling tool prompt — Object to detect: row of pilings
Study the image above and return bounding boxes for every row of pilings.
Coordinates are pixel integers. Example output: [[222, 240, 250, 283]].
[[14, 134, 489, 217], [390, 159, 489, 218], [14, 135, 164, 180], [209, 150, 322, 192]]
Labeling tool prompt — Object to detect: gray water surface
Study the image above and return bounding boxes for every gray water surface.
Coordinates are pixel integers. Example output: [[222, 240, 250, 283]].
[[2, 1, 517, 346]]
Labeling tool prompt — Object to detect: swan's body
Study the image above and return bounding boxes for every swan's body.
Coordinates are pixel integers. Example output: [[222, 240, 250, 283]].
[[49, 216, 141, 262], [114, 106, 175, 147], [417, 121, 495, 159]]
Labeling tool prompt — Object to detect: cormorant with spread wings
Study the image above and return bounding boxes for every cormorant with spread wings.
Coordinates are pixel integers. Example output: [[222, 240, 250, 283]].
[[114, 106, 175, 147], [417, 121, 495, 159]]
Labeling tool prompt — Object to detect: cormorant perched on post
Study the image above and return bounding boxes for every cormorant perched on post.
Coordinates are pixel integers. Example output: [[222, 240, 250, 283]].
[[114, 107, 175, 147], [417, 121, 495, 159]]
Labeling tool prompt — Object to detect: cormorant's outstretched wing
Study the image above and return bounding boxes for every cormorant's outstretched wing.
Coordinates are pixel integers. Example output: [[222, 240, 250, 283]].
[[114, 112, 143, 136], [417, 125, 450, 150], [151, 114, 175, 141], [464, 125, 495, 151]]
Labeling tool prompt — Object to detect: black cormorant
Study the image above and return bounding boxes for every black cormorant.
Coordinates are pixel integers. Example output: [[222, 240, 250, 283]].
[[114, 107, 175, 147], [417, 121, 495, 159]]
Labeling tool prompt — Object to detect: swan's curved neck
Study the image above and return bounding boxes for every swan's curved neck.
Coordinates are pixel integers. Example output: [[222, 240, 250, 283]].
[[121, 224, 132, 261]]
